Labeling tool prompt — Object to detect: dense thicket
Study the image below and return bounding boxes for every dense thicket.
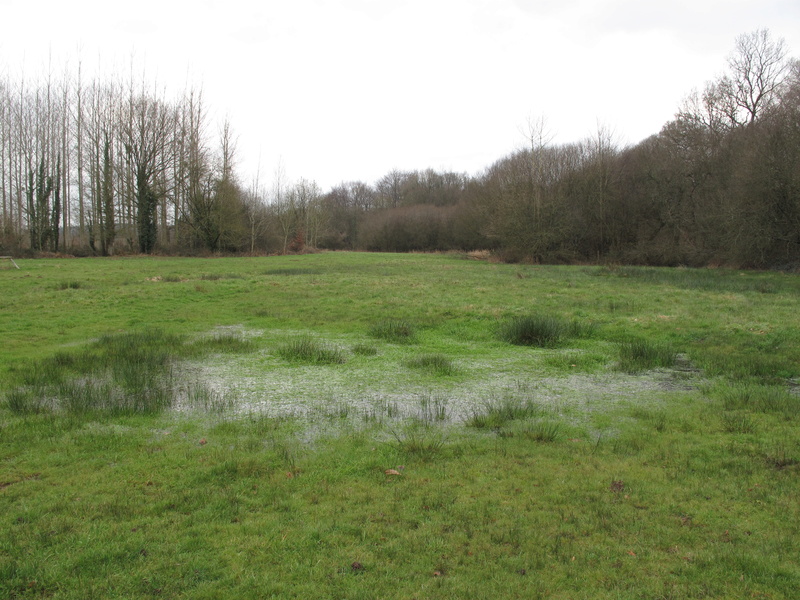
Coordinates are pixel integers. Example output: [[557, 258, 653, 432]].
[[1, 30, 798, 268]]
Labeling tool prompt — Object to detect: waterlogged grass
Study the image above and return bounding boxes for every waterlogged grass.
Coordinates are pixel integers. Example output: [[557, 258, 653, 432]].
[[3, 329, 255, 416], [542, 350, 608, 372], [1, 253, 799, 598]]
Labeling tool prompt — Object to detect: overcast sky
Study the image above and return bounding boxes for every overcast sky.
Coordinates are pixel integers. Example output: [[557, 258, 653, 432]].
[[2, 0, 799, 190]]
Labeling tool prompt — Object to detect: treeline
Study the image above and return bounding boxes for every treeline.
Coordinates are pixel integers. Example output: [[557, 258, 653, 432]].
[[1, 30, 798, 268], [473, 30, 800, 268], [0, 67, 256, 256]]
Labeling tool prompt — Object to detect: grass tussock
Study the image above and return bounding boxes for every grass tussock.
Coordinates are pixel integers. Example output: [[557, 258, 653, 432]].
[[389, 422, 447, 460], [498, 314, 595, 348], [191, 332, 258, 355], [521, 420, 563, 442], [721, 411, 757, 434], [701, 347, 797, 382], [369, 319, 416, 343], [616, 339, 677, 373], [351, 343, 378, 356], [403, 353, 456, 376], [466, 392, 540, 429], [276, 336, 346, 365]]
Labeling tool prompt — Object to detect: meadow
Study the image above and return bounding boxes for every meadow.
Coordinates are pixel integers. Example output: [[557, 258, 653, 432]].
[[1, 252, 799, 599]]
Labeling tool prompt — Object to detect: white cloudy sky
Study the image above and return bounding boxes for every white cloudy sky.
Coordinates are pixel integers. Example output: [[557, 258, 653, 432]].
[[2, 0, 799, 190]]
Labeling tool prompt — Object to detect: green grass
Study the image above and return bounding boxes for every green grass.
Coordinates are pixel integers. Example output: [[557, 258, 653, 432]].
[[263, 267, 324, 276], [596, 264, 791, 294], [708, 381, 799, 417], [1, 253, 800, 598]]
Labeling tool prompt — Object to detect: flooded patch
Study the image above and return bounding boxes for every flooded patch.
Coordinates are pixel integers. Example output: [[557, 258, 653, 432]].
[[178, 329, 701, 434]]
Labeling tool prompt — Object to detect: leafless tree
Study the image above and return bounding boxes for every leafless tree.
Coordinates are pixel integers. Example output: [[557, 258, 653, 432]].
[[244, 163, 270, 254], [118, 79, 175, 253], [727, 29, 790, 126], [376, 169, 406, 208]]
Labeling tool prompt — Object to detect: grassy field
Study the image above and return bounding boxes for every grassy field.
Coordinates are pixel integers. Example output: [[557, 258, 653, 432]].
[[1, 252, 799, 599]]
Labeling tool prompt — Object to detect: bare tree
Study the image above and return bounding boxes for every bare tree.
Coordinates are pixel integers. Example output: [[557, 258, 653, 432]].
[[212, 120, 246, 251], [178, 88, 215, 250], [270, 160, 297, 254], [522, 114, 554, 229], [244, 165, 269, 254], [376, 169, 407, 208], [727, 29, 790, 126], [0, 77, 10, 241], [119, 81, 174, 254]]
